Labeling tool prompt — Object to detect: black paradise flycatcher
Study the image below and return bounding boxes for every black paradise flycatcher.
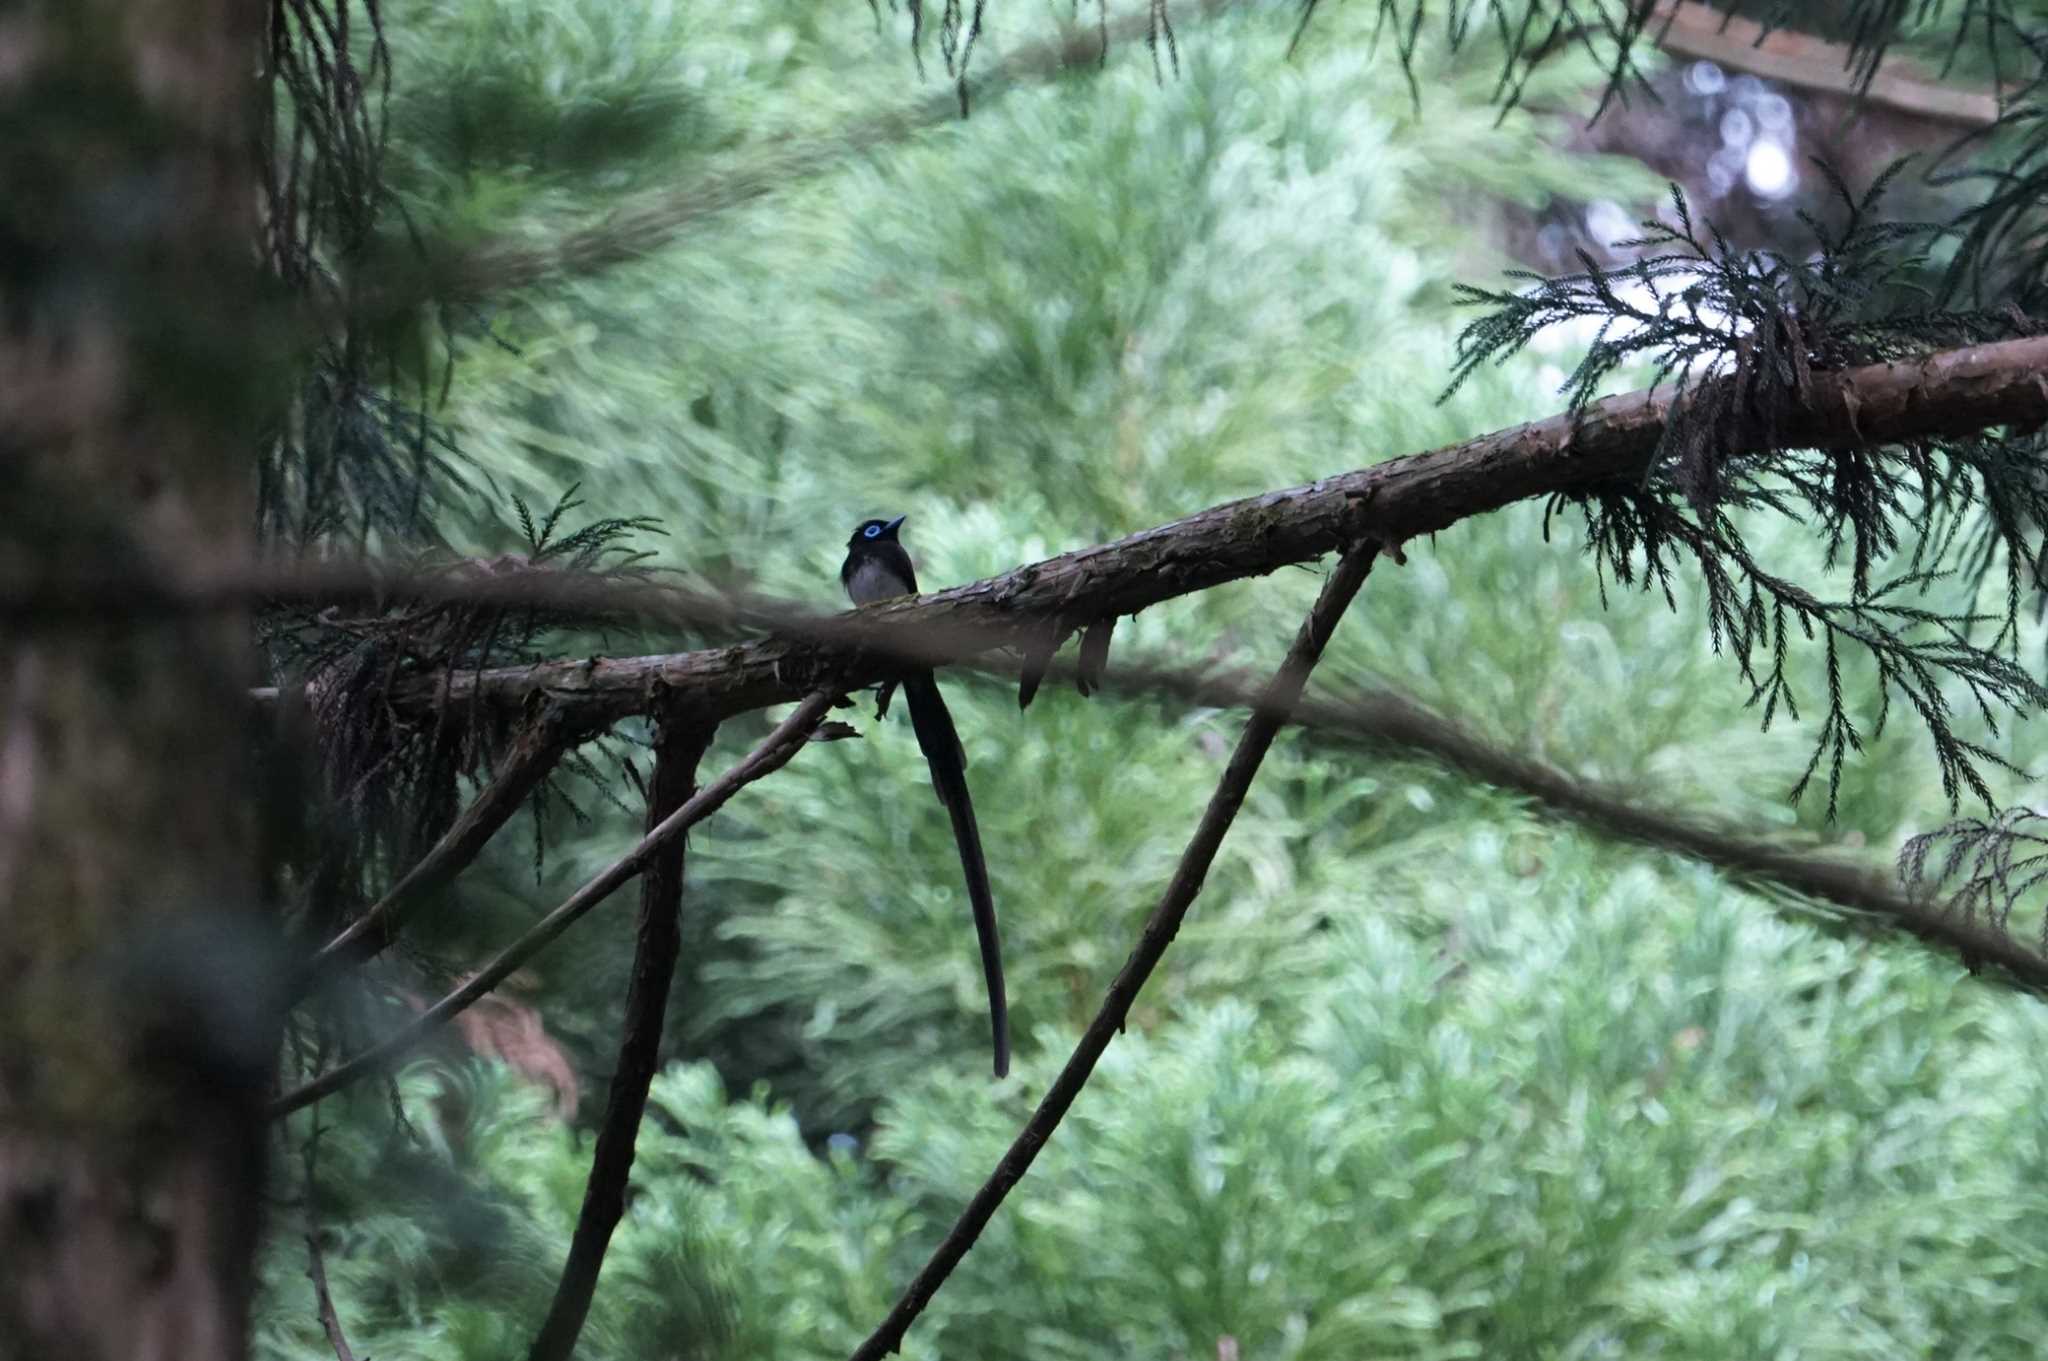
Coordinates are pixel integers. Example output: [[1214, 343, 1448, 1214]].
[[841, 514, 1009, 1078]]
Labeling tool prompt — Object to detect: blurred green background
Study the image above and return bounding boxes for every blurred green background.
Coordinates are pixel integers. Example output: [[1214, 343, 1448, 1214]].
[[260, 3, 2048, 1358]]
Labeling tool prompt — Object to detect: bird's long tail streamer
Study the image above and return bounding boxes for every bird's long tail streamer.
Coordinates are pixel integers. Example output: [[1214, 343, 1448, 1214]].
[[903, 671, 1010, 1078]]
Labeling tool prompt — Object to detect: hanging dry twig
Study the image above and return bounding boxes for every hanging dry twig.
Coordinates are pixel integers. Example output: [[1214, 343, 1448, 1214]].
[[299, 702, 585, 991], [270, 691, 834, 1118], [849, 541, 1380, 1361]]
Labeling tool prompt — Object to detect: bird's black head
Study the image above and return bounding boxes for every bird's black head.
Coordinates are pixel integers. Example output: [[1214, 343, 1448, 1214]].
[[847, 514, 906, 548]]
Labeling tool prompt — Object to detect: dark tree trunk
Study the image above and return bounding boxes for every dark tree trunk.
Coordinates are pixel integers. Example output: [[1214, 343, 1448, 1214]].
[[0, 2, 276, 1358]]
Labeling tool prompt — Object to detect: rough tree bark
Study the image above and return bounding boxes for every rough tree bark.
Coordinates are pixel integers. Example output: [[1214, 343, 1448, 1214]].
[[363, 334, 2048, 729], [0, 2, 277, 1359]]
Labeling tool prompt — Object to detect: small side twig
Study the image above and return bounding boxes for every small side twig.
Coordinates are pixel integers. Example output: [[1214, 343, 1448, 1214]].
[[304, 1230, 358, 1361], [269, 691, 834, 1119], [298, 704, 581, 993], [526, 716, 717, 1361], [302, 1105, 360, 1361], [848, 542, 1379, 1361]]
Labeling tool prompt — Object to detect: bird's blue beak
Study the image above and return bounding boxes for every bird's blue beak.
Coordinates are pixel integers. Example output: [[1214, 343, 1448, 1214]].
[[884, 514, 907, 534]]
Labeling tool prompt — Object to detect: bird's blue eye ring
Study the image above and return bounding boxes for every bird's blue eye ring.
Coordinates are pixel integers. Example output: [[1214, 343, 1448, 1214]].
[[863, 523, 881, 539]]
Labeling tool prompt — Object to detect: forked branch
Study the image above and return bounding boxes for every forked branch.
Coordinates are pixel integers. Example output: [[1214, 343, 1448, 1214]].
[[848, 542, 1380, 1361], [527, 716, 717, 1361], [313, 335, 2048, 730]]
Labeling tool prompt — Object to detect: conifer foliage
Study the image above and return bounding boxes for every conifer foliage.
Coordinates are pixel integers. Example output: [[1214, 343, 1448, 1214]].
[[1448, 164, 2048, 812], [21, 2, 2048, 1359]]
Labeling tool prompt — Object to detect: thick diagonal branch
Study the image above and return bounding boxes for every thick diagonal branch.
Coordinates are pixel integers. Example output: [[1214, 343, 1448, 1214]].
[[848, 543, 1380, 1361], [21, 339, 2048, 723], [233, 334, 2041, 731], [269, 691, 834, 1119], [527, 716, 715, 1361], [298, 704, 583, 993]]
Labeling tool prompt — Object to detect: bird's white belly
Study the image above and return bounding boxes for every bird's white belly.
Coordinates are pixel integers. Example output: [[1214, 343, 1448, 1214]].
[[846, 557, 912, 604]]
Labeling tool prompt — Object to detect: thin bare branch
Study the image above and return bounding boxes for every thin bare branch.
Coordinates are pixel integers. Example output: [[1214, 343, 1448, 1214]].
[[298, 702, 585, 993], [364, 0, 1242, 317], [526, 716, 716, 1361], [848, 542, 1380, 1361], [1261, 679, 2048, 994], [269, 691, 834, 1119], [924, 647, 2048, 994]]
